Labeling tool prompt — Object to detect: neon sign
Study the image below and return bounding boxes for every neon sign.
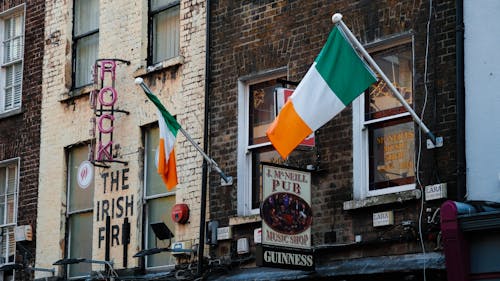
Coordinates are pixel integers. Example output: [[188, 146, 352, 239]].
[[89, 59, 130, 167]]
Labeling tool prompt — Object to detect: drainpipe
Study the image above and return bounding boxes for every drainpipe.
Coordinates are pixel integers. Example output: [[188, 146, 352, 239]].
[[197, 0, 211, 276], [456, 0, 466, 201]]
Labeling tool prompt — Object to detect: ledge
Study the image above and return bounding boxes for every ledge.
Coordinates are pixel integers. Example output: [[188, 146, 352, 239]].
[[0, 107, 22, 119], [58, 85, 94, 103], [343, 189, 421, 211], [133, 56, 184, 77], [229, 214, 261, 226]]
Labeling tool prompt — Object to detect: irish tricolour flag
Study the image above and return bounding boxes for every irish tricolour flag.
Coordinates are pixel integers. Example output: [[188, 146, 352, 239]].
[[266, 25, 377, 159], [143, 88, 181, 190]]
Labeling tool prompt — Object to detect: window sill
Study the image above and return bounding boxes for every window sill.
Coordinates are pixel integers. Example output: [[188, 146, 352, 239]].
[[58, 85, 94, 103], [229, 214, 261, 226], [0, 108, 22, 119], [133, 56, 184, 77], [343, 189, 422, 211]]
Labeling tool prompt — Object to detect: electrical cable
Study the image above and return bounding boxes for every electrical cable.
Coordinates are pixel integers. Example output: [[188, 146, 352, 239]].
[[415, 1, 433, 281]]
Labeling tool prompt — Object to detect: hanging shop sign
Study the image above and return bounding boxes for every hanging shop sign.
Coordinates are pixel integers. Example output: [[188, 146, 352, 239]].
[[258, 164, 314, 270], [275, 87, 315, 147], [260, 163, 312, 249]]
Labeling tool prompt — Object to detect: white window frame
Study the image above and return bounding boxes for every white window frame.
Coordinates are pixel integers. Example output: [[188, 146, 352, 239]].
[[0, 5, 24, 115], [237, 68, 287, 216], [143, 125, 176, 270], [0, 157, 19, 267], [352, 35, 416, 200]]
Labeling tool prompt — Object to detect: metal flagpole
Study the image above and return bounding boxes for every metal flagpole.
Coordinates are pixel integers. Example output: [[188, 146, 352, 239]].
[[332, 13, 441, 147], [135, 78, 232, 183]]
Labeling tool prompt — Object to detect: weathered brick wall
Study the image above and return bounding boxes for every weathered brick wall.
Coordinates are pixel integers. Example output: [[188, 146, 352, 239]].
[[0, 1, 45, 280], [209, 0, 456, 259], [37, 0, 206, 277]]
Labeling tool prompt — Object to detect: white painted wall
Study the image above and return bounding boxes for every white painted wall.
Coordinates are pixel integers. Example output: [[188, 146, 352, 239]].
[[464, 0, 500, 202]]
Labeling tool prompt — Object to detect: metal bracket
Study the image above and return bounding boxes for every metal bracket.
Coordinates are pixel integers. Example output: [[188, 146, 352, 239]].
[[221, 176, 233, 186], [427, 136, 444, 149]]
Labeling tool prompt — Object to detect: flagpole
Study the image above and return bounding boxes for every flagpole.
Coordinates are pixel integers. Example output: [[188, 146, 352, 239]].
[[332, 13, 440, 146], [135, 78, 232, 184]]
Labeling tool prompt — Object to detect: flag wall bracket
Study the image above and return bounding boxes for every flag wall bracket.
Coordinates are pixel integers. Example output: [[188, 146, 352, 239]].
[[221, 176, 233, 186], [135, 78, 232, 186], [427, 136, 444, 149], [333, 13, 442, 153]]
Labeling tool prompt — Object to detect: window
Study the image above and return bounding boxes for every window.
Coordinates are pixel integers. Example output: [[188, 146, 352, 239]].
[[0, 8, 24, 114], [353, 39, 416, 199], [237, 70, 286, 216], [72, 0, 99, 88], [149, 0, 180, 64], [66, 145, 94, 278], [143, 126, 176, 268], [0, 158, 18, 266]]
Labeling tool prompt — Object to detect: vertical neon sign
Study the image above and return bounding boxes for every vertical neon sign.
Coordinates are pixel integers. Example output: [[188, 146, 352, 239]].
[[89, 59, 130, 167]]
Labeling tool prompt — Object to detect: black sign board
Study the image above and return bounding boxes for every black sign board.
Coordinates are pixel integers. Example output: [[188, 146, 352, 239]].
[[256, 245, 315, 271]]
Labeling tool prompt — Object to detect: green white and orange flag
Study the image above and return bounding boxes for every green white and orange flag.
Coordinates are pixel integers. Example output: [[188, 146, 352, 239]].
[[143, 89, 181, 190], [266, 25, 377, 159]]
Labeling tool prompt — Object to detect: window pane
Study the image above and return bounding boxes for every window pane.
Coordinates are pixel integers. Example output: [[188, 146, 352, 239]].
[[146, 196, 176, 267], [6, 166, 15, 224], [3, 14, 23, 64], [249, 79, 285, 145], [152, 5, 179, 63], [0, 169, 5, 225], [145, 126, 175, 196], [366, 44, 412, 120], [251, 148, 281, 210], [68, 212, 93, 277], [369, 121, 415, 190], [0, 164, 17, 226], [68, 146, 94, 212], [0, 225, 15, 264], [75, 33, 99, 87], [74, 0, 99, 36]]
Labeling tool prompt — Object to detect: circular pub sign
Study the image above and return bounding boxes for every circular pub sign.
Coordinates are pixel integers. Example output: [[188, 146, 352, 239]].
[[77, 160, 94, 189], [261, 192, 313, 235]]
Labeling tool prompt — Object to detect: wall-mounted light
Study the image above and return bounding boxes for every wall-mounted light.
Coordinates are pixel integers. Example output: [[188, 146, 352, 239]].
[[133, 222, 174, 258], [0, 262, 55, 276]]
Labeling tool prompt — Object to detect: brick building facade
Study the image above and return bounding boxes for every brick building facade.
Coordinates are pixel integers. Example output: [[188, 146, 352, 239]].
[[36, 0, 208, 280], [0, 0, 45, 280], [206, 0, 456, 279]]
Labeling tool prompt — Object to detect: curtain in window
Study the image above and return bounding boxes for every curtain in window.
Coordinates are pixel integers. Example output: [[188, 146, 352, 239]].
[[74, 0, 99, 36], [153, 5, 179, 63], [74, 0, 99, 88], [75, 33, 99, 88]]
